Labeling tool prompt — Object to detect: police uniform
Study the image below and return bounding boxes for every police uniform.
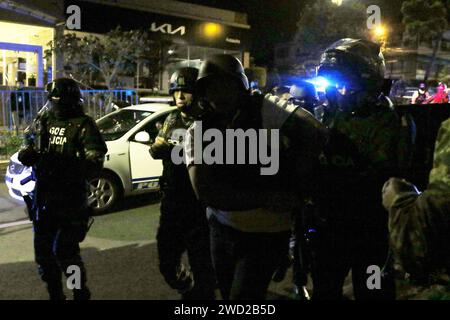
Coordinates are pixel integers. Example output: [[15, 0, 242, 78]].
[[150, 107, 216, 299], [313, 98, 410, 300], [20, 78, 107, 300], [312, 39, 412, 300]]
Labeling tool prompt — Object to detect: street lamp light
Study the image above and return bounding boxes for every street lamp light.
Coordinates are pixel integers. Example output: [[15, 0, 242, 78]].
[[372, 24, 388, 52], [374, 25, 386, 38]]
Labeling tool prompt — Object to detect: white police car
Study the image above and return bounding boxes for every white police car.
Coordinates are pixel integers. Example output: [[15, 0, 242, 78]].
[[5, 103, 174, 214]]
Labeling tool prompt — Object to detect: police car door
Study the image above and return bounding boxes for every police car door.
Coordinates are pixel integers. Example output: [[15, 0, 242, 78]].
[[129, 114, 167, 192]]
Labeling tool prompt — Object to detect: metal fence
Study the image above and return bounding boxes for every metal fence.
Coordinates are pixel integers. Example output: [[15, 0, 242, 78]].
[[0, 89, 139, 130]]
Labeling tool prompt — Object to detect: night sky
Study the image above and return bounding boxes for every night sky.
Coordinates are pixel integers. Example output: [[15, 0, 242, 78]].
[[180, 0, 408, 67], [179, 0, 307, 67]]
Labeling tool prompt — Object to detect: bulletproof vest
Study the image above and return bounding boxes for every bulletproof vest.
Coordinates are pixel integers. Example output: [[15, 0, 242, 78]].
[[320, 103, 401, 207], [44, 113, 88, 156], [159, 111, 196, 198], [37, 112, 90, 185]]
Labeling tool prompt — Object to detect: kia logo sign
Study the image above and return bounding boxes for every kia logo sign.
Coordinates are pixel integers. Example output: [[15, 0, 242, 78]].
[[151, 22, 186, 36]]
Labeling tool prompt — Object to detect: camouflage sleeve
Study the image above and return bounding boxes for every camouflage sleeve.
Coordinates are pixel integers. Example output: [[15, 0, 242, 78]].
[[428, 118, 450, 192], [80, 117, 108, 178], [388, 190, 450, 278], [149, 112, 174, 160], [388, 119, 450, 278]]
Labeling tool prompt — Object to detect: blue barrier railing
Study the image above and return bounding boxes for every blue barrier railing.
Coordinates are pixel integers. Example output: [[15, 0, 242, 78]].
[[0, 89, 139, 130]]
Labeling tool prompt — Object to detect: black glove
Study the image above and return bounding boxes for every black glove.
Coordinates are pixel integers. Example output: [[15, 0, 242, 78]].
[[163, 263, 194, 294], [18, 147, 39, 167], [382, 177, 419, 210]]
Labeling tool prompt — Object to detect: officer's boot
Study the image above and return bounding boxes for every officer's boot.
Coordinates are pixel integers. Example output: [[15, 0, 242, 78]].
[[71, 265, 91, 300], [39, 264, 66, 300], [47, 282, 66, 300]]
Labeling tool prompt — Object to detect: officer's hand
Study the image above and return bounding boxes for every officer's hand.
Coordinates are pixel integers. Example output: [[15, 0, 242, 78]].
[[153, 136, 170, 147], [18, 147, 39, 167], [382, 177, 419, 210]]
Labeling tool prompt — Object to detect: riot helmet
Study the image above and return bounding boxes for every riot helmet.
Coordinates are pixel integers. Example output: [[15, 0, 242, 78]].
[[195, 55, 249, 123], [46, 78, 82, 108], [169, 67, 199, 95], [197, 54, 249, 93], [317, 38, 385, 95], [317, 38, 386, 112], [290, 80, 317, 101], [289, 80, 318, 113]]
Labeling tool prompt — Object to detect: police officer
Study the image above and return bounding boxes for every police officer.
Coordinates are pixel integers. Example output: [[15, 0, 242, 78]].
[[18, 78, 107, 300], [150, 67, 216, 300], [185, 54, 326, 299], [312, 39, 411, 300]]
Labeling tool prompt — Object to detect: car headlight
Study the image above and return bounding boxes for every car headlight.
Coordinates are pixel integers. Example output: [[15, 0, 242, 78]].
[[9, 161, 24, 174]]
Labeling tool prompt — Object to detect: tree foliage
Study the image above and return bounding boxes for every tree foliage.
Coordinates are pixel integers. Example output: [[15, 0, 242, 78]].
[[402, 0, 448, 46], [295, 0, 368, 49], [401, 0, 449, 80], [45, 27, 164, 89]]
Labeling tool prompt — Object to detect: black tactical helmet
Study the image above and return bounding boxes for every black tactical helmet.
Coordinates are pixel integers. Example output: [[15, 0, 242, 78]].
[[46, 78, 82, 107], [289, 80, 317, 100], [317, 38, 385, 94], [169, 67, 199, 94], [197, 54, 249, 92]]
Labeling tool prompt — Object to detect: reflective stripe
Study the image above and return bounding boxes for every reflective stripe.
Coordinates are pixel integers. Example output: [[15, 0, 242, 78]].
[[131, 176, 160, 182]]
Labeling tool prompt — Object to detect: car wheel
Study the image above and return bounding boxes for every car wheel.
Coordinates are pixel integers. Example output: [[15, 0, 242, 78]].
[[88, 172, 122, 214]]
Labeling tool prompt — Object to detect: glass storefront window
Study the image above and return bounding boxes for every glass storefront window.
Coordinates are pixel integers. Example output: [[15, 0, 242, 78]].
[[0, 21, 53, 87]]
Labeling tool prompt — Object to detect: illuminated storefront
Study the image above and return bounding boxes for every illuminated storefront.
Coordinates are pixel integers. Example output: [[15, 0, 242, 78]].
[[0, 21, 53, 87], [0, 0, 250, 90], [67, 0, 250, 91]]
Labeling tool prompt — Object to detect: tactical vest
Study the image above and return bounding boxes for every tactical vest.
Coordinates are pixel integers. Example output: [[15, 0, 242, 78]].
[[36, 112, 91, 186], [158, 110, 196, 197]]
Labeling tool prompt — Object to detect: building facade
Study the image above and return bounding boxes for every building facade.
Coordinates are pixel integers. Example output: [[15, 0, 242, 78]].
[[275, 34, 450, 83], [0, 0, 251, 91]]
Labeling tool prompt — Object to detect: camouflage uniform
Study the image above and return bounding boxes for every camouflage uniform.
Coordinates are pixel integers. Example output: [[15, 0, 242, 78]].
[[312, 99, 412, 300], [385, 118, 450, 300], [150, 110, 216, 300]]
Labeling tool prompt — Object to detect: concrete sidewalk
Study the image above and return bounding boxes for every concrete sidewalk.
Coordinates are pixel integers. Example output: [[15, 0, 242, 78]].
[[0, 160, 8, 179], [0, 182, 28, 224]]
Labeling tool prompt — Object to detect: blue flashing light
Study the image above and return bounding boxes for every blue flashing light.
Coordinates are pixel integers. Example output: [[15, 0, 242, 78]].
[[307, 76, 333, 92]]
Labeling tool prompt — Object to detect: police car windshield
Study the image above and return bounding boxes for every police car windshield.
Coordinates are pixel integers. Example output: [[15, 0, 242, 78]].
[[97, 109, 153, 141]]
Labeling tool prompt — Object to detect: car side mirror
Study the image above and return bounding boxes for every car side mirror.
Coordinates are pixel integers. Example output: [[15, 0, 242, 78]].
[[134, 131, 151, 144]]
